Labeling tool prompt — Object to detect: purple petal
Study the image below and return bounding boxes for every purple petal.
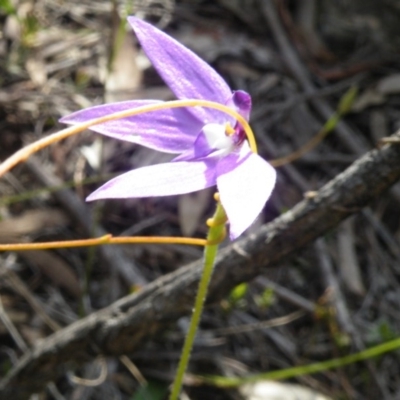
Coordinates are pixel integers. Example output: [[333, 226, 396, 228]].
[[127, 17, 233, 124], [87, 159, 218, 201], [216, 144, 276, 239], [60, 100, 203, 153], [231, 90, 252, 121]]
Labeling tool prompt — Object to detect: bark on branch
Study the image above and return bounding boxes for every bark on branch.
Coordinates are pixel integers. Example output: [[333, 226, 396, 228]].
[[1, 133, 400, 399]]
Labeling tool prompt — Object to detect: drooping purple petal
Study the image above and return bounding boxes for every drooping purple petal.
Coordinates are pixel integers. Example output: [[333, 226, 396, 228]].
[[127, 17, 234, 125], [216, 144, 276, 239], [60, 100, 203, 153], [87, 159, 218, 201]]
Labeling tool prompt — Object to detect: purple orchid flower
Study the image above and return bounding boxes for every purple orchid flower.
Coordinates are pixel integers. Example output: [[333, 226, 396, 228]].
[[60, 17, 276, 239]]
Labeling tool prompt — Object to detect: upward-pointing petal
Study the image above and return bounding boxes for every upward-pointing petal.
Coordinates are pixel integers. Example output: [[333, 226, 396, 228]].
[[87, 159, 218, 201], [128, 16, 233, 124], [216, 144, 276, 240], [231, 90, 252, 121], [60, 100, 202, 153]]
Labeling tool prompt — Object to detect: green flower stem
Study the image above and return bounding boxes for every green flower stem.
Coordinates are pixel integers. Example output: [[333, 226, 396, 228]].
[[270, 86, 358, 168], [169, 201, 227, 400], [199, 336, 400, 387]]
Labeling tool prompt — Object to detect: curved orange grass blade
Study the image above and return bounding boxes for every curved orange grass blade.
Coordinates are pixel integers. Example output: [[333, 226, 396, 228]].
[[0, 99, 257, 178], [0, 235, 207, 251], [0, 100, 250, 250]]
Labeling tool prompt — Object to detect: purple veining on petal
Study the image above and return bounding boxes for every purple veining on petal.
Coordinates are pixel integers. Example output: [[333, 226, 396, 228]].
[[216, 143, 276, 239], [60, 15, 276, 240], [87, 158, 218, 201], [61, 100, 203, 153], [127, 16, 234, 125]]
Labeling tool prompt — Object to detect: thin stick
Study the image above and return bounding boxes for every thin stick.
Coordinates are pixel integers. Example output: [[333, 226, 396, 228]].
[[0, 294, 28, 352], [0, 235, 207, 251]]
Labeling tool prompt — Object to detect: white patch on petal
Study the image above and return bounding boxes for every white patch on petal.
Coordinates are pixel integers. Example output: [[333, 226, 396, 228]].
[[203, 123, 234, 156]]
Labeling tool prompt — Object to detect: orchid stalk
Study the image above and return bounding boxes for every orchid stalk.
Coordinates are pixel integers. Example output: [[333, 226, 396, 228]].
[[0, 17, 277, 399], [60, 18, 276, 397]]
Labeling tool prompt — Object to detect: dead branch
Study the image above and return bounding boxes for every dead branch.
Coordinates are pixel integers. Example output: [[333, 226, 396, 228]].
[[1, 132, 400, 399]]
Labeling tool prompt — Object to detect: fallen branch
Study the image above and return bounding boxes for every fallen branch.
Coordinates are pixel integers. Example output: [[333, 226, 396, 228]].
[[1, 131, 400, 399]]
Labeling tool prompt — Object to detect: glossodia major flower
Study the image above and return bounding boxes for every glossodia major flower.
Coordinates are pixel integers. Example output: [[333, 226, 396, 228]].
[[60, 16, 276, 239]]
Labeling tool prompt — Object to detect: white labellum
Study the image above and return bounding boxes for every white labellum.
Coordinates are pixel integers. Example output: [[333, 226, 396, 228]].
[[202, 123, 234, 156]]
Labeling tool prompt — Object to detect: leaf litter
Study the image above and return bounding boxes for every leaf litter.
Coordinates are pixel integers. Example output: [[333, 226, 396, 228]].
[[1, 0, 400, 399]]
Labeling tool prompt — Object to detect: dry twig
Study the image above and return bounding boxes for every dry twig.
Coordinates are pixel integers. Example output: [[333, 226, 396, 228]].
[[1, 130, 400, 399]]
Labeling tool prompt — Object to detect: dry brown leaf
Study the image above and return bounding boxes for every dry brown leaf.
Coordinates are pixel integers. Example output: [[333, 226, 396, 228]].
[[369, 109, 389, 143], [352, 74, 400, 112], [4, 14, 21, 42], [0, 209, 81, 298], [0, 209, 68, 242], [19, 325, 46, 345], [19, 250, 81, 298], [240, 382, 333, 400], [178, 189, 212, 237], [0, 295, 28, 335], [25, 56, 47, 86], [351, 88, 385, 112], [337, 218, 365, 296], [377, 73, 400, 95], [105, 26, 142, 103]]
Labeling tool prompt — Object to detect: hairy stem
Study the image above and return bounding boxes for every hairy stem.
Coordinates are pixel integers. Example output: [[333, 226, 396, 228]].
[[169, 201, 226, 400]]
